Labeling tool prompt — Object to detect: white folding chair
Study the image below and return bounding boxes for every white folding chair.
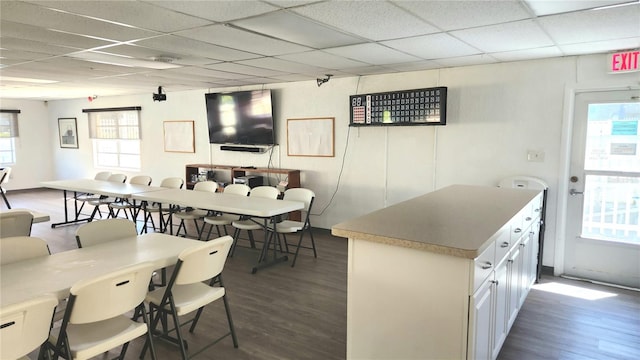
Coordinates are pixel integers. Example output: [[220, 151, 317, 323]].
[[0, 166, 12, 209], [141, 236, 237, 360], [75, 218, 137, 248], [45, 262, 157, 360], [142, 177, 184, 233], [108, 175, 152, 220], [230, 186, 280, 256], [200, 184, 251, 240], [87, 173, 127, 221], [73, 171, 111, 215], [174, 181, 218, 238], [271, 188, 317, 267], [1, 295, 59, 360], [0, 236, 50, 265], [0, 210, 34, 237]]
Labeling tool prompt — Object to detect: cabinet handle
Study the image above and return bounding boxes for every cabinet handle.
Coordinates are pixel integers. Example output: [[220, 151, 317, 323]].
[[514, 228, 522, 234], [491, 280, 499, 285], [508, 259, 514, 263], [520, 243, 526, 247], [501, 241, 509, 248], [481, 262, 493, 270], [525, 216, 532, 221]]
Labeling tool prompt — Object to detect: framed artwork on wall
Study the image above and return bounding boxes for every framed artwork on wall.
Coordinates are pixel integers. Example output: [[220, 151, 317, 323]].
[[58, 117, 78, 148], [163, 120, 195, 153], [287, 117, 335, 157]]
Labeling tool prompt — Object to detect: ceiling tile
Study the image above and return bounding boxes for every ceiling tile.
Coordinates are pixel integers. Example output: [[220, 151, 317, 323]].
[[395, 0, 531, 31], [524, 0, 632, 16], [202, 62, 288, 77], [560, 37, 640, 55], [385, 60, 442, 72], [176, 24, 312, 56], [0, 1, 158, 42], [135, 35, 258, 62], [0, 37, 74, 56], [538, 4, 640, 45], [23, 0, 213, 32], [231, 10, 365, 48], [433, 54, 498, 67], [237, 57, 330, 74], [451, 19, 554, 53], [324, 43, 421, 65], [277, 50, 369, 69], [382, 33, 480, 59], [490, 46, 564, 61], [291, 1, 439, 41], [0, 21, 114, 50], [147, 0, 279, 22]]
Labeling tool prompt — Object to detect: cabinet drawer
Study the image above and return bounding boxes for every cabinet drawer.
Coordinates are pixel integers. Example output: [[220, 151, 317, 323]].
[[494, 225, 513, 265], [472, 241, 496, 293]]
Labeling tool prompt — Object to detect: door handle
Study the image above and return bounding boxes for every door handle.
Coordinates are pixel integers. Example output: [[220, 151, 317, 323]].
[[569, 188, 583, 195]]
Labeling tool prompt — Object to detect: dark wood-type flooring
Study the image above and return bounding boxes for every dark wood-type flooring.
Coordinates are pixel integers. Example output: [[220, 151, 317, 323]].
[[3, 188, 639, 360]]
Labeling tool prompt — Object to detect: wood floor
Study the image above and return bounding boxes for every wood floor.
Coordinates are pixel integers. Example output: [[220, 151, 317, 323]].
[[4, 188, 639, 360]]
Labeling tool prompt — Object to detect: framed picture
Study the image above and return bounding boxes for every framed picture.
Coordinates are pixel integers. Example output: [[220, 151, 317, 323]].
[[58, 118, 78, 148], [163, 120, 195, 153], [287, 117, 335, 157]]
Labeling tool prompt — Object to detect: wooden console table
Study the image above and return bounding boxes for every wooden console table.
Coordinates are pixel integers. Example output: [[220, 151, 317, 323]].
[[185, 164, 302, 219]]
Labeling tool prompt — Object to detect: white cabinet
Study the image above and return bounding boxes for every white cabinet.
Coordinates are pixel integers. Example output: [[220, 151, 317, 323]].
[[332, 185, 543, 360], [507, 241, 522, 330], [491, 259, 509, 359], [469, 279, 494, 360]]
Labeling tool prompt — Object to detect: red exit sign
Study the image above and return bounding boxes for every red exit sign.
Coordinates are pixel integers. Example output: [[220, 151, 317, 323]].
[[609, 50, 639, 73]]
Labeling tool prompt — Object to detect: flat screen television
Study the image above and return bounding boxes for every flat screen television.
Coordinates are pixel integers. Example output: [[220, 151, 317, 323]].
[[205, 89, 275, 145]]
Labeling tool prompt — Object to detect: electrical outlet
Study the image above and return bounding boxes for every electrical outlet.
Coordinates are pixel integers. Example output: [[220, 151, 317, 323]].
[[527, 150, 545, 162]]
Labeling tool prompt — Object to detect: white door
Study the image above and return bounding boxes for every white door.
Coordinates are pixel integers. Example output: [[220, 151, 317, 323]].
[[564, 89, 640, 288]]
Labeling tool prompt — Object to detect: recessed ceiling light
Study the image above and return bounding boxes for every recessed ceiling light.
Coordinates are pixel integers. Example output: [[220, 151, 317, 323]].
[[68, 51, 181, 70], [1, 76, 59, 84]]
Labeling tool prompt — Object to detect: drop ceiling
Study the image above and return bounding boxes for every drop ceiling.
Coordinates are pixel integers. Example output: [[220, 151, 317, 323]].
[[1, 0, 638, 101]]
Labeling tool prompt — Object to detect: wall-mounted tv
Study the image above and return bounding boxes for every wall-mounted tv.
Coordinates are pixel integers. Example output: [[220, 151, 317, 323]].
[[205, 89, 275, 145]]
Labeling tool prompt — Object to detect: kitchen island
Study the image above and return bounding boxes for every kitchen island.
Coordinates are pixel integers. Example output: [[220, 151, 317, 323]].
[[332, 184, 543, 360]]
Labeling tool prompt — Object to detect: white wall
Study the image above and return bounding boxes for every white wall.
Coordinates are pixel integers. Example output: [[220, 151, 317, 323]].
[[0, 98, 52, 189], [4, 53, 638, 270]]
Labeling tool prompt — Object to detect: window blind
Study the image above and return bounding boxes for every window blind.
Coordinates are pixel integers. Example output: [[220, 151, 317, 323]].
[[0, 110, 20, 138], [84, 107, 141, 139]]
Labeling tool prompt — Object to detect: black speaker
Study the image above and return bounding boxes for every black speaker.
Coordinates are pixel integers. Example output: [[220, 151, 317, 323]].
[[220, 145, 261, 152]]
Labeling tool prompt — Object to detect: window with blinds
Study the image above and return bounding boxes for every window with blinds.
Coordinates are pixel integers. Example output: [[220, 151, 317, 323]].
[[0, 110, 20, 165], [83, 107, 141, 170]]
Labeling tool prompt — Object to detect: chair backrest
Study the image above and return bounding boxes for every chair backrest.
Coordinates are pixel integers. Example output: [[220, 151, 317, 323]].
[[0, 294, 59, 360], [222, 184, 250, 196], [159, 177, 184, 189], [129, 175, 152, 186], [75, 218, 137, 248], [175, 236, 233, 285], [0, 210, 34, 237], [93, 171, 111, 181], [107, 173, 127, 183], [0, 167, 11, 184], [283, 188, 315, 212], [193, 181, 218, 193], [249, 186, 279, 199], [0, 236, 50, 265], [68, 262, 154, 324]]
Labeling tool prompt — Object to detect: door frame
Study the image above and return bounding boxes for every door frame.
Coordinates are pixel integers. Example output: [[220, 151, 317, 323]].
[[554, 82, 640, 277]]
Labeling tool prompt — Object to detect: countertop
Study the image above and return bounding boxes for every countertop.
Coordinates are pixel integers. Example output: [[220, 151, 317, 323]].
[[331, 184, 540, 259]]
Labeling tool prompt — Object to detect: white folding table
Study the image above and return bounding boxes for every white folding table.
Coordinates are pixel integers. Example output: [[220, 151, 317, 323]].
[[132, 188, 304, 273], [42, 179, 165, 228], [0, 233, 202, 308]]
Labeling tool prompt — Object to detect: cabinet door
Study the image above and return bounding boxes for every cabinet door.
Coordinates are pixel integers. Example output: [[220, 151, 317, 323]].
[[492, 260, 509, 359], [519, 233, 533, 307], [469, 278, 494, 360], [507, 245, 522, 330]]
